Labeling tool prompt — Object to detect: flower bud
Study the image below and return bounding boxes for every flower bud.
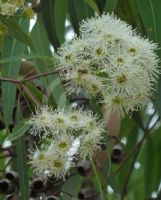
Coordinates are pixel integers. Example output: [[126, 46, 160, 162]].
[[5, 171, 19, 185], [78, 187, 97, 199], [0, 179, 16, 195], [45, 196, 57, 200], [77, 160, 91, 176], [4, 194, 19, 200], [30, 178, 46, 192], [111, 144, 124, 164]]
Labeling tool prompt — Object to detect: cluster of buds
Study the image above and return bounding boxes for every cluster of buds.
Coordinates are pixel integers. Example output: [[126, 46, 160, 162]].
[[28, 106, 106, 180], [0, 0, 34, 18], [56, 13, 160, 115]]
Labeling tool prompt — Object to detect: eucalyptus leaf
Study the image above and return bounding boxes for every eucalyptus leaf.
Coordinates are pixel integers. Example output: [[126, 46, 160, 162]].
[[7, 120, 30, 141], [0, 15, 35, 51]]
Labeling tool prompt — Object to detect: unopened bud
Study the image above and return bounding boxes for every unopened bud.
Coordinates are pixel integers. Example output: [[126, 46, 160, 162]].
[[31, 178, 46, 192], [45, 196, 57, 200], [0, 179, 16, 195], [111, 144, 124, 164], [78, 187, 97, 199], [77, 160, 91, 176], [5, 171, 19, 185]]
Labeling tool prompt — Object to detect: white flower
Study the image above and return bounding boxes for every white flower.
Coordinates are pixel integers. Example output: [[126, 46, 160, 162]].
[[47, 153, 72, 180], [0, 0, 24, 16], [65, 68, 104, 95], [0, 2, 17, 15], [48, 133, 74, 154], [28, 107, 105, 179], [55, 13, 159, 115], [29, 148, 50, 177], [79, 130, 103, 159], [51, 108, 69, 133], [80, 13, 134, 39], [28, 106, 53, 137], [56, 38, 90, 71]]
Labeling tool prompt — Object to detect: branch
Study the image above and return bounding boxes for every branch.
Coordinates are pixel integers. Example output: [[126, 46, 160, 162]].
[[23, 69, 59, 82], [0, 77, 21, 84]]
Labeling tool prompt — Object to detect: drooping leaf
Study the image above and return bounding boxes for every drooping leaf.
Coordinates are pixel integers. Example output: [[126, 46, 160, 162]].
[[0, 15, 35, 51], [138, 127, 161, 197], [85, 0, 99, 13], [136, 0, 161, 45], [7, 120, 30, 141], [41, 0, 60, 49], [136, 0, 161, 118], [1, 19, 29, 126], [15, 135, 29, 200], [0, 54, 53, 64], [31, 13, 67, 107], [54, 0, 68, 43], [68, 0, 94, 34], [104, 0, 118, 12]]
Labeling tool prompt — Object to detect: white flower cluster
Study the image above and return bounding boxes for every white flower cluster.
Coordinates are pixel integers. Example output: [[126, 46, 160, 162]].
[[56, 14, 160, 115], [28, 106, 105, 180], [0, 0, 24, 16]]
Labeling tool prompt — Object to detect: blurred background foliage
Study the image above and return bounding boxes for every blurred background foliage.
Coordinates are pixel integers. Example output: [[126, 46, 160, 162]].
[[0, 0, 161, 200]]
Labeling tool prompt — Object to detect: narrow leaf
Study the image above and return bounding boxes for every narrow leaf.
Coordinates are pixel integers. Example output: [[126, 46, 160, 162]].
[[15, 136, 29, 200], [85, 0, 99, 13], [8, 120, 30, 141], [1, 19, 29, 126], [0, 15, 35, 51], [54, 0, 68, 43]]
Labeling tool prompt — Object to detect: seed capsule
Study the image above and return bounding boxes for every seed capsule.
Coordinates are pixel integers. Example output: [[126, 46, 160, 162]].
[[78, 187, 97, 199], [0, 179, 16, 195], [77, 160, 91, 176], [111, 144, 124, 164], [5, 171, 19, 185]]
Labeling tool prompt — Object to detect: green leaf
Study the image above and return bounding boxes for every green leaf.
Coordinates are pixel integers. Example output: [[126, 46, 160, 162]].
[[31, 13, 52, 58], [137, 0, 161, 118], [41, 0, 60, 49], [68, 0, 94, 34], [7, 120, 30, 141], [1, 19, 29, 126], [62, 175, 83, 200], [104, 0, 118, 12], [85, 0, 99, 13], [31, 13, 67, 107], [156, 77, 161, 118], [0, 15, 35, 51], [25, 82, 45, 103], [15, 136, 29, 200], [54, 0, 68, 43], [138, 127, 161, 197], [91, 160, 105, 200], [0, 54, 53, 64], [90, 97, 103, 120], [136, 0, 161, 45]]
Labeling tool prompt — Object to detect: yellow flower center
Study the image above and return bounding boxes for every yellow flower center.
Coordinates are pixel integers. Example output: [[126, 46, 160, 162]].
[[96, 48, 103, 55], [38, 154, 45, 161], [117, 57, 124, 66], [53, 160, 64, 168], [128, 48, 136, 55], [70, 115, 78, 121], [112, 96, 124, 105], [116, 74, 127, 84], [65, 53, 73, 61], [58, 142, 68, 149], [56, 118, 65, 125]]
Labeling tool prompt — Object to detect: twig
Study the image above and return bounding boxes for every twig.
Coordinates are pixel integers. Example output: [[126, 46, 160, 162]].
[[120, 125, 153, 199], [22, 84, 42, 107], [0, 69, 59, 84], [0, 77, 21, 84], [23, 69, 59, 82]]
